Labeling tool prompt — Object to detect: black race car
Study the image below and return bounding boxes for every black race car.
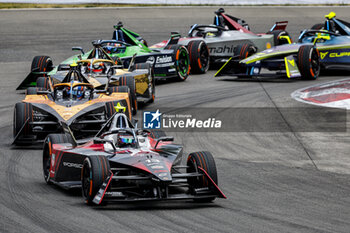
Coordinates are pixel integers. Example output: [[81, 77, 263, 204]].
[[43, 112, 226, 205]]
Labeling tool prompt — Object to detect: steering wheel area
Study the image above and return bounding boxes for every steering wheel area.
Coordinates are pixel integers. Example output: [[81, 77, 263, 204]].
[[53, 83, 93, 101], [77, 59, 115, 75], [100, 40, 131, 54], [188, 25, 227, 38], [298, 29, 340, 43]]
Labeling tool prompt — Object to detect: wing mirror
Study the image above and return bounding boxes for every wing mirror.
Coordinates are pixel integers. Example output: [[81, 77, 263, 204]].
[[154, 136, 174, 149], [93, 137, 116, 151], [72, 47, 85, 55], [93, 90, 107, 94], [313, 34, 331, 44], [37, 90, 51, 95]]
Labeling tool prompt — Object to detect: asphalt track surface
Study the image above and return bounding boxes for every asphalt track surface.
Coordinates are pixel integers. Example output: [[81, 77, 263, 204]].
[[0, 6, 350, 233]]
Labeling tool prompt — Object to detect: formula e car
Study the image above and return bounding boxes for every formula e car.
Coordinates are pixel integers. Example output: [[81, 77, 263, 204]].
[[17, 41, 155, 114], [151, 8, 291, 72], [43, 112, 226, 205], [105, 22, 190, 80], [13, 65, 133, 145], [215, 12, 350, 80]]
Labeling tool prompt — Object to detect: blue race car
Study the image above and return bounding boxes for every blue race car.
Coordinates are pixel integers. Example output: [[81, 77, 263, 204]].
[[215, 12, 350, 80]]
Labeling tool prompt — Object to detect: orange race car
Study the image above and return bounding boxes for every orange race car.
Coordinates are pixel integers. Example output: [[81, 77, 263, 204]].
[[13, 64, 133, 145]]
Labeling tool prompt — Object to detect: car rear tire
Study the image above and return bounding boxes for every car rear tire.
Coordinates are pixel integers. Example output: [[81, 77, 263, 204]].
[[165, 44, 190, 81], [187, 40, 210, 74], [31, 56, 53, 75], [267, 30, 290, 46], [187, 151, 218, 202], [43, 134, 75, 184], [235, 43, 256, 78], [297, 45, 320, 80], [119, 75, 137, 115], [13, 102, 33, 140], [82, 155, 110, 205], [36, 76, 51, 90]]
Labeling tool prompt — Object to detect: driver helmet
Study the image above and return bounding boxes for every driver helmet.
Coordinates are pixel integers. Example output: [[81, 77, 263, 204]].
[[67, 84, 85, 100], [87, 62, 105, 73], [104, 43, 122, 54], [117, 134, 135, 148]]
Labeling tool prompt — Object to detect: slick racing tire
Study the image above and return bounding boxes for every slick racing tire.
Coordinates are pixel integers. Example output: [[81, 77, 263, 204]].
[[234, 43, 256, 78], [267, 30, 291, 46], [235, 43, 256, 60], [25, 87, 46, 95], [31, 55, 53, 75], [13, 102, 33, 141], [165, 44, 190, 81], [149, 130, 166, 139], [82, 155, 110, 205], [297, 45, 320, 80], [187, 40, 210, 74], [106, 86, 131, 118], [36, 76, 51, 90], [311, 23, 324, 30], [43, 134, 75, 184], [119, 75, 137, 115], [187, 151, 218, 203]]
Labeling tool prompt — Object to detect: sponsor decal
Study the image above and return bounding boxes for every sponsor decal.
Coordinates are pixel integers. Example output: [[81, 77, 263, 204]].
[[156, 55, 172, 63], [320, 51, 350, 59], [146, 158, 160, 163], [63, 162, 83, 168], [151, 165, 165, 169], [155, 62, 174, 68], [105, 191, 124, 197], [157, 172, 168, 177], [154, 55, 174, 68], [320, 52, 328, 59], [209, 45, 235, 54], [266, 42, 272, 49], [288, 59, 295, 66], [329, 52, 350, 58], [146, 56, 155, 65]]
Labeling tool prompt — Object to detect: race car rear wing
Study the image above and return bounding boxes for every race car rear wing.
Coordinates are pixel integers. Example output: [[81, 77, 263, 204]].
[[165, 32, 181, 47], [270, 21, 288, 32]]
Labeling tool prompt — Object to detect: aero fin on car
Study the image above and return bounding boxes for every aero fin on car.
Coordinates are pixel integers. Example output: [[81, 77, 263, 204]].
[[270, 21, 288, 32], [214, 56, 241, 77], [284, 55, 301, 78], [60, 121, 78, 147], [198, 167, 227, 199], [16, 72, 38, 90], [92, 171, 114, 205], [12, 117, 30, 145]]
